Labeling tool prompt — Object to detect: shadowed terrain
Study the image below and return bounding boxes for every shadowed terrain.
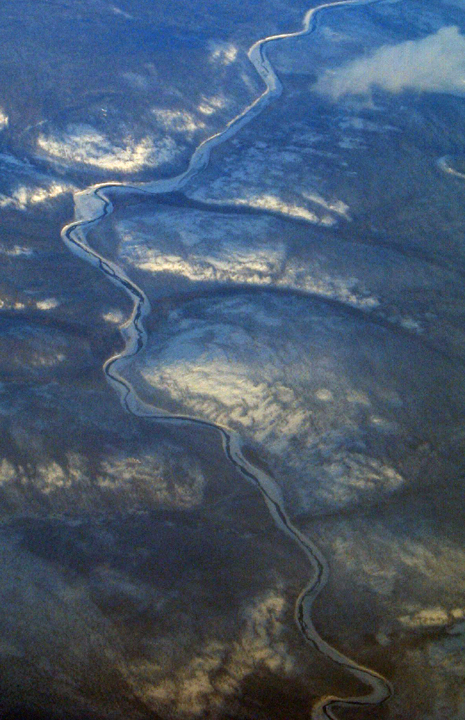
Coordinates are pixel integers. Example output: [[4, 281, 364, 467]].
[[0, 0, 464, 718]]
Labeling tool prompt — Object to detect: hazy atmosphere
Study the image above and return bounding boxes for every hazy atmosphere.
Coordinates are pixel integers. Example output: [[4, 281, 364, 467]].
[[0, 0, 465, 718]]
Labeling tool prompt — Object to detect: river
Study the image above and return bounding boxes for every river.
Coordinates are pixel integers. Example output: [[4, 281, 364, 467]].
[[60, 1, 395, 717]]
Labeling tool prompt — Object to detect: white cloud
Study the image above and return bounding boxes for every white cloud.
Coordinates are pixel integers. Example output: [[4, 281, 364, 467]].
[[314, 26, 465, 100], [0, 110, 8, 130], [37, 124, 178, 172]]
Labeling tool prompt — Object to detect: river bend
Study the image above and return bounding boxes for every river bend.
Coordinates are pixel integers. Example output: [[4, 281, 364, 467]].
[[61, 1, 394, 717]]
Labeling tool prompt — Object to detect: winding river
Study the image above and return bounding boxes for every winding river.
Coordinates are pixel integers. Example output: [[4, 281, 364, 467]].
[[61, 1, 394, 717]]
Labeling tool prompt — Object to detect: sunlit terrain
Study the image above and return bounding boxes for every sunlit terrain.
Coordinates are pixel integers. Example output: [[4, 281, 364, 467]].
[[0, 0, 465, 719]]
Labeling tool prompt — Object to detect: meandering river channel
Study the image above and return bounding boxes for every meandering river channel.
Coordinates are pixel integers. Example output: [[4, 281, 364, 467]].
[[61, 1, 394, 717]]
